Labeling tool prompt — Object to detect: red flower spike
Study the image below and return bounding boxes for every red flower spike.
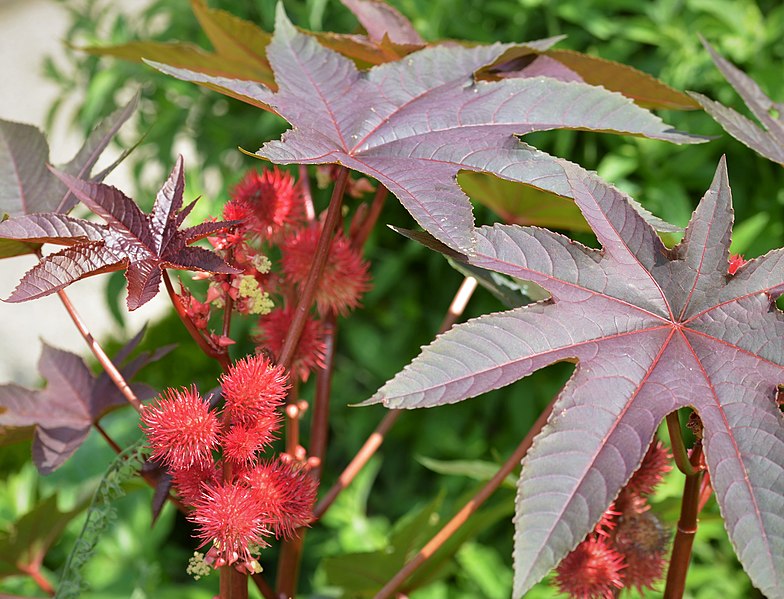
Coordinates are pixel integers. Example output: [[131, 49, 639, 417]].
[[256, 306, 326, 381], [140, 386, 220, 470], [220, 355, 289, 424], [221, 416, 281, 465], [280, 223, 371, 316], [244, 459, 318, 539], [614, 511, 669, 593], [625, 439, 672, 497], [171, 461, 220, 505], [554, 536, 625, 599], [230, 168, 301, 240], [189, 481, 270, 569]]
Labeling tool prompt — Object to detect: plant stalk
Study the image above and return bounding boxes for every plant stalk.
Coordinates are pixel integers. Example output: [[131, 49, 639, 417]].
[[220, 564, 248, 599], [278, 167, 349, 371], [663, 442, 705, 598], [374, 398, 555, 599], [313, 275, 479, 521], [55, 289, 143, 413], [299, 165, 315, 221], [309, 312, 337, 479], [666, 411, 700, 476], [162, 271, 231, 371], [275, 168, 349, 598], [352, 185, 388, 249]]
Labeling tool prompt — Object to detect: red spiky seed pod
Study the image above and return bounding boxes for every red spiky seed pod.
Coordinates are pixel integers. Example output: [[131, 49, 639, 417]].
[[256, 305, 326, 381], [220, 354, 289, 424], [555, 536, 625, 599], [140, 386, 220, 471], [229, 167, 301, 240], [614, 511, 669, 593], [244, 458, 318, 540], [171, 461, 221, 505], [280, 223, 371, 316], [221, 416, 281, 465], [189, 481, 269, 569], [626, 439, 672, 497]]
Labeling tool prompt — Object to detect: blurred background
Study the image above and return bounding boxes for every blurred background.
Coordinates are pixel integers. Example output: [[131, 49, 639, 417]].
[[0, 0, 782, 597]]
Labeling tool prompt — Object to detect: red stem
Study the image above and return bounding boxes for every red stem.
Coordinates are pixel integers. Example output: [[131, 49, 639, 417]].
[[55, 289, 143, 413], [664, 442, 705, 598], [162, 271, 231, 371], [313, 408, 399, 521], [312, 276, 479, 521], [374, 398, 555, 599], [18, 563, 54, 596], [94, 421, 122, 453], [299, 165, 315, 222], [309, 312, 337, 479], [352, 185, 388, 249], [276, 168, 349, 598], [220, 564, 248, 599], [278, 168, 349, 371]]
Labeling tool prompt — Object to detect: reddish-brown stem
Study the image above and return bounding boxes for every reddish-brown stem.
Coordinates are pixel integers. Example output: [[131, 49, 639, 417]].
[[313, 408, 399, 521], [162, 271, 231, 371], [309, 312, 337, 479], [299, 165, 315, 221], [18, 563, 54, 596], [278, 167, 349, 371], [374, 399, 555, 599], [94, 421, 122, 453], [697, 470, 713, 512], [313, 276, 479, 521], [220, 564, 248, 599], [222, 294, 234, 340], [664, 442, 705, 599], [352, 185, 389, 249], [251, 572, 276, 599], [55, 289, 143, 413]]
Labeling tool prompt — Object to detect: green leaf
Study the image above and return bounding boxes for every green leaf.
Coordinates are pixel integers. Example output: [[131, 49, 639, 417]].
[[417, 456, 517, 489], [0, 494, 89, 580]]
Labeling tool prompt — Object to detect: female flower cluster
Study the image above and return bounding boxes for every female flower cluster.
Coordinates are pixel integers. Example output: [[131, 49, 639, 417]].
[[141, 355, 317, 574], [555, 440, 673, 598]]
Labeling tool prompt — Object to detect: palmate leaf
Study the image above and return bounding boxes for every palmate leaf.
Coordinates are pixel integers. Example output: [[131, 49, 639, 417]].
[[694, 40, 784, 163], [150, 4, 702, 253], [0, 329, 168, 473], [0, 94, 137, 220], [690, 39, 784, 165], [366, 157, 784, 598], [0, 156, 239, 310]]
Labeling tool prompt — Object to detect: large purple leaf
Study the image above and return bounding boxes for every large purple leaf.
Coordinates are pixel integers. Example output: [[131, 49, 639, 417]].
[[690, 39, 784, 165], [150, 5, 702, 252], [0, 156, 239, 310], [365, 157, 784, 597], [0, 332, 167, 474], [0, 95, 137, 219]]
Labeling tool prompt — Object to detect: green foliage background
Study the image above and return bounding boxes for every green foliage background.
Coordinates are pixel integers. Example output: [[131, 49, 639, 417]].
[[1, 0, 782, 597]]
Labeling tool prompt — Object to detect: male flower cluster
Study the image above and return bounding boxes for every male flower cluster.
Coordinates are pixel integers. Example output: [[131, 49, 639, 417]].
[[554, 439, 672, 598], [141, 355, 318, 573]]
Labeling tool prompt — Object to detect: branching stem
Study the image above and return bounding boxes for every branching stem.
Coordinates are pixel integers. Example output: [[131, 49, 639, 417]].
[[55, 288, 143, 413], [374, 398, 555, 599], [162, 270, 231, 371]]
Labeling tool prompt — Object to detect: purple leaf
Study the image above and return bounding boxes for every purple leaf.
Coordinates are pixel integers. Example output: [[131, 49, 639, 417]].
[[151, 5, 703, 252], [0, 156, 239, 310], [366, 157, 784, 597], [340, 0, 424, 45], [690, 39, 784, 165], [0, 96, 137, 219], [0, 332, 167, 474]]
